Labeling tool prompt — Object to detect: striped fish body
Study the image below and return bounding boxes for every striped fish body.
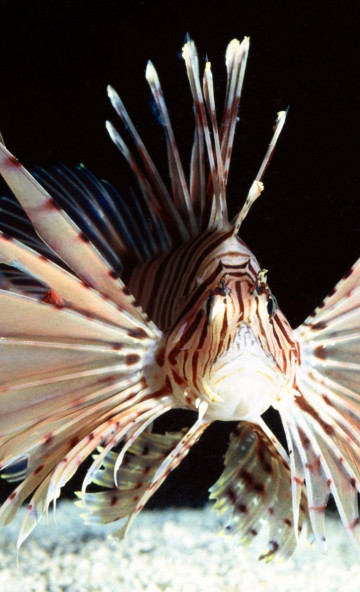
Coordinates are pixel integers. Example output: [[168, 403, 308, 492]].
[[1, 37, 360, 562]]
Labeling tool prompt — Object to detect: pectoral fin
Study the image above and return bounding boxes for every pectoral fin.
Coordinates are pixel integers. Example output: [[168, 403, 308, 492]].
[[76, 422, 208, 537], [209, 420, 311, 561], [281, 259, 360, 552], [76, 429, 184, 535]]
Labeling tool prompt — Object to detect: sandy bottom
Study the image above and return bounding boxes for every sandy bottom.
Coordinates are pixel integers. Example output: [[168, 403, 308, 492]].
[[0, 501, 359, 591]]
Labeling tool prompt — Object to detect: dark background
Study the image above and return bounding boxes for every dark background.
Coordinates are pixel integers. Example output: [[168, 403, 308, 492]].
[[1, 0, 359, 506]]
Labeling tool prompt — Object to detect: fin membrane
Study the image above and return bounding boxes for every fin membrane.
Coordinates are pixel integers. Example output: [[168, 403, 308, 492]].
[[210, 421, 311, 561], [76, 430, 185, 536], [283, 259, 360, 551]]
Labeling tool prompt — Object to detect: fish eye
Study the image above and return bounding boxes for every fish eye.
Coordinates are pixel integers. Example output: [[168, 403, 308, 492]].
[[213, 278, 230, 297], [205, 291, 215, 317], [267, 293, 278, 317]]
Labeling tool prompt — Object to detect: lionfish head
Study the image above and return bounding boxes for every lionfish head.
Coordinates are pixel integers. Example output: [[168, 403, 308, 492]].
[[165, 258, 293, 422]]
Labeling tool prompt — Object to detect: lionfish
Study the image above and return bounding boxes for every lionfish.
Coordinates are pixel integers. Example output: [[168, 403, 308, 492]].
[[0, 36, 359, 563]]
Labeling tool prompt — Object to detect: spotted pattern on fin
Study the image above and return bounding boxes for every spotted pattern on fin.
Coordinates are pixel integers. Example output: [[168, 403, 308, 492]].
[[210, 422, 311, 561]]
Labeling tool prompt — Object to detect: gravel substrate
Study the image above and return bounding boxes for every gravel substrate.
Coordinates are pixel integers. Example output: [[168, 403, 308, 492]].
[[0, 501, 359, 591]]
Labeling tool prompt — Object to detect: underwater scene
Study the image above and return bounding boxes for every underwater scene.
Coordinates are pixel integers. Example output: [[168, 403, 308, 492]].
[[1, 1, 360, 590]]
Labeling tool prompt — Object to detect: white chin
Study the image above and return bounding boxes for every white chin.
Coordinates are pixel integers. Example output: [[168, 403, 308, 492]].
[[203, 325, 284, 422], [207, 369, 278, 421]]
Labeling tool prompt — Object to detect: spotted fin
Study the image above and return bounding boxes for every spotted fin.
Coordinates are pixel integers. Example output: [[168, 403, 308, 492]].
[[209, 421, 311, 561], [0, 284, 172, 546], [0, 232, 147, 328], [32, 163, 165, 271], [78, 409, 209, 537], [0, 141, 150, 323], [280, 260, 360, 552], [75, 430, 185, 536], [0, 141, 177, 546]]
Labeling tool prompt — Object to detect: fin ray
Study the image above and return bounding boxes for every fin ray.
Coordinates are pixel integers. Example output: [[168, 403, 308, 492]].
[[210, 421, 311, 561], [282, 259, 360, 551], [0, 142, 150, 321], [77, 430, 184, 534]]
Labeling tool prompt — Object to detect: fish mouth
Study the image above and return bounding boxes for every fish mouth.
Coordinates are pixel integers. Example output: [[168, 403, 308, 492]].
[[202, 323, 288, 421]]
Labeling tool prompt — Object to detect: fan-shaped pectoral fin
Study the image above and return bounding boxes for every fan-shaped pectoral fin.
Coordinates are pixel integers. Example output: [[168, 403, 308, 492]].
[[288, 258, 360, 552], [77, 414, 210, 538], [209, 419, 311, 561]]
